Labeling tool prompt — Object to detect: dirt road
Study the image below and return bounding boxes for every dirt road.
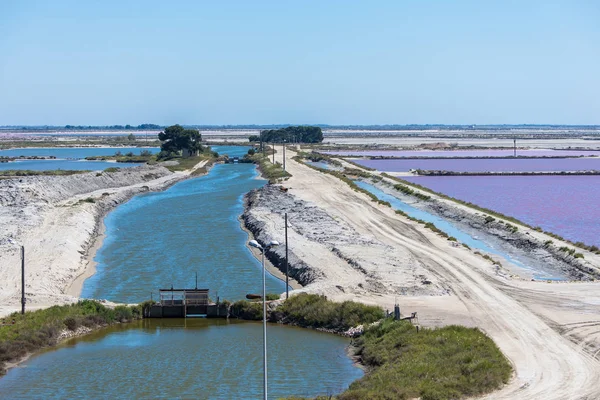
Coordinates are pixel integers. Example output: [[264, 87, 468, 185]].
[[272, 148, 600, 399]]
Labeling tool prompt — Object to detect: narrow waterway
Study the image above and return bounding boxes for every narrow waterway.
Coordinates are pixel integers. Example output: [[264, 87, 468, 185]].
[[0, 146, 362, 399], [82, 147, 284, 302]]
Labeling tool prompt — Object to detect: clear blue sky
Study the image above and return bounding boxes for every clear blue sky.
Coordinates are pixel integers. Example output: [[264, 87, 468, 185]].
[[1, 1, 598, 125]]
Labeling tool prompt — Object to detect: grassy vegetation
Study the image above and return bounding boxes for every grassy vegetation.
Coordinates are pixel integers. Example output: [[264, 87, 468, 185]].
[[230, 300, 264, 320], [103, 167, 121, 173], [0, 300, 143, 376], [275, 293, 384, 332], [335, 319, 512, 400], [229, 293, 384, 333], [85, 154, 154, 163], [246, 152, 291, 183], [392, 183, 431, 201], [163, 152, 215, 172], [0, 169, 89, 177], [295, 151, 343, 167]]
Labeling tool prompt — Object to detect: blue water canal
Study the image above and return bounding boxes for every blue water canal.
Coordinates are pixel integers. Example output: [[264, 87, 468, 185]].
[[355, 180, 565, 280], [81, 151, 283, 302], [0, 146, 363, 399]]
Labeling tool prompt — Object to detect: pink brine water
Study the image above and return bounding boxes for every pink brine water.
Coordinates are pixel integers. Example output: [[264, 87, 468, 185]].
[[403, 175, 600, 247], [355, 157, 600, 172]]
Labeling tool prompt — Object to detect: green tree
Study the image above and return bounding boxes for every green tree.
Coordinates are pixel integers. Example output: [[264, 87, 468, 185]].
[[127, 133, 136, 141], [158, 124, 203, 158], [259, 126, 323, 144]]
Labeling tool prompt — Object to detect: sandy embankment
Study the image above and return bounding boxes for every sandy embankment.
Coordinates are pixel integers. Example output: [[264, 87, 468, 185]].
[[243, 148, 600, 400], [0, 161, 207, 317]]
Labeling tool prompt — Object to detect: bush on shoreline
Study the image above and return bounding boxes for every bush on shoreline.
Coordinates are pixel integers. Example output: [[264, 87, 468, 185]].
[[245, 152, 291, 183], [0, 300, 142, 376], [337, 319, 512, 400], [275, 293, 384, 332]]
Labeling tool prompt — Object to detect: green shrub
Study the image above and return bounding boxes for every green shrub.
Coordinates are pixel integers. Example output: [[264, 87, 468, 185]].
[[265, 293, 280, 301], [484, 216, 496, 224], [63, 317, 79, 331], [276, 293, 384, 332], [104, 167, 120, 173], [338, 320, 511, 400], [574, 253, 585, 259], [0, 300, 143, 376], [114, 306, 134, 322], [230, 300, 263, 320]]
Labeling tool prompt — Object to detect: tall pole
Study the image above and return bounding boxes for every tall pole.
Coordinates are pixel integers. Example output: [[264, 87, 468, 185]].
[[261, 249, 268, 400], [285, 213, 289, 299], [283, 141, 286, 171], [21, 246, 25, 315], [513, 138, 517, 157], [272, 143, 275, 164]]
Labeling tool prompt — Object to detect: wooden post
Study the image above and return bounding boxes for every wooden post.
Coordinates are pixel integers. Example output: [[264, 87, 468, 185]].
[[285, 213, 289, 299], [283, 141, 286, 171], [21, 246, 25, 315]]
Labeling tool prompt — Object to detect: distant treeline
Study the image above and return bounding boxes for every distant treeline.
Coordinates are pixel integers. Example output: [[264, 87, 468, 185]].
[[63, 124, 162, 130], [249, 126, 324, 143]]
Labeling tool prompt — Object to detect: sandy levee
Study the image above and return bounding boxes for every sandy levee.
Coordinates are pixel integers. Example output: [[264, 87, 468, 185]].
[[243, 147, 600, 400], [0, 160, 208, 318]]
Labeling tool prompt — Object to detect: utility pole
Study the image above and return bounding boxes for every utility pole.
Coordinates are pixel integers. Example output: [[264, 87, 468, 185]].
[[21, 246, 25, 315], [513, 138, 517, 157], [285, 213, 289, 299], [283, 140, 286, 171]]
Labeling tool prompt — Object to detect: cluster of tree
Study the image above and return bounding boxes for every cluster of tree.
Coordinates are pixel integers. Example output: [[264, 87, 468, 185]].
[[248, 126, 323, 144], [157, 124, 203, 159], [63, 124, 161, 130]]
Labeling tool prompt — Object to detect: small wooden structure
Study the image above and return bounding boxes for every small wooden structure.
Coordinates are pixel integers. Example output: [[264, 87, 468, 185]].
[[148, 287, 228, 318], [157, 288, 209, 317]]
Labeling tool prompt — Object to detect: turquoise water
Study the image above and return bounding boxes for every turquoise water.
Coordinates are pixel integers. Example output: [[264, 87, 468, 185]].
[[355, 180, 565, 280], [81, 161, 284, 303], [0, 147, 158, 171], [0, 146, 246, 171], [0, 319, 362, 399]]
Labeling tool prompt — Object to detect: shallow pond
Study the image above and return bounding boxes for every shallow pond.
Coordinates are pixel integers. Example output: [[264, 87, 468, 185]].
[[0, 319, 362, 399]]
